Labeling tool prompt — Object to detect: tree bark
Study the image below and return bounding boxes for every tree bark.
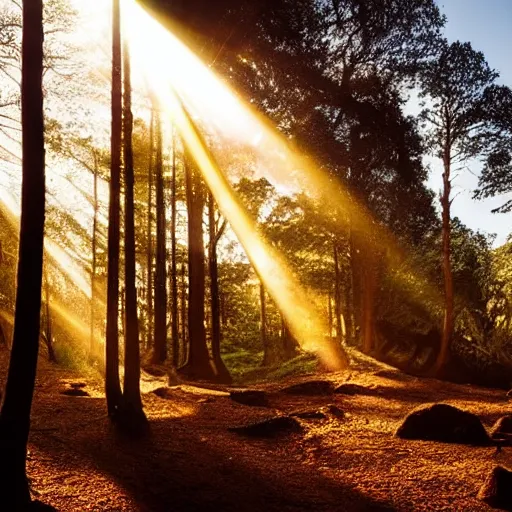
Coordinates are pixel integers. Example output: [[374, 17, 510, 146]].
[[146, 109, 154, 352], [170, 129, 179, 366], [152, 109, 167, 363], [180, 262, 187, 366], [208, 192, 231, 383], [122, 39, 146, 424], [333, 241, 343, 341], [105, 0, 123, 418], [90, 151, 99, 361], [180, 158, 215, 380], [0, 0, 45, 506], [260, 280, 270, 365], [435, 145, 454, 374], [43, 266, 56, 363]]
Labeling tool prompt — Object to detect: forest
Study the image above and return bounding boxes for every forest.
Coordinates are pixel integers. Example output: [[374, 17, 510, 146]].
[[0, 0, 511, 510]]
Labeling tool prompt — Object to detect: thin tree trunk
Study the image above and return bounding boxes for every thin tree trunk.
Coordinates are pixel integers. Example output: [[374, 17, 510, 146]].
[[105, 0, 123, 418], [260, 280, 270, 365], [181, 158, 215, 380], [333, 241, 343, 341], [44, 266, 56, 363], [122, 39, 146, 425], [171, 128, 179, 366], [328, 289, 333, 337], [152, 109, 167, 363], [180, 262, 187, 366], [90, 151, 98, 360], [0, 0, 45, 505], [436, 149, 454, 374], [208, 192, 231, 384], [146, 109, 154, 352]]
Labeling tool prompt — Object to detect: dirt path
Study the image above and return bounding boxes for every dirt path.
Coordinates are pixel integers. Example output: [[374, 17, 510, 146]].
[[2, 350, 511, 511]]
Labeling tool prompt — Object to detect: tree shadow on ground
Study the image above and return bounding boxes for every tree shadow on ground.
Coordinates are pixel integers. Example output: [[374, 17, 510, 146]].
[[29, 394, 396, 512]]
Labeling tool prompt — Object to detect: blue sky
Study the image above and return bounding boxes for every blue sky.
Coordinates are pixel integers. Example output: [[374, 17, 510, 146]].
[[424, 0, 512, 246]]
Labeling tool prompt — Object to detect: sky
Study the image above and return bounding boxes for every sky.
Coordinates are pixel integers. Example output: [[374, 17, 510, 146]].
[[426, 0, 512, 246]]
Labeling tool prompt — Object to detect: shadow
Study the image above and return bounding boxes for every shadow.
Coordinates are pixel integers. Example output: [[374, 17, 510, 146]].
[[29, 393, 396, 512]]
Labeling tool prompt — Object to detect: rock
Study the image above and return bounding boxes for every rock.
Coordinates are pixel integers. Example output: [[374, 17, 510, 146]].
[[28, 501, 58, 511], [152, 387, 172, 399], [396, 403, 491, 446], [290, 409, 327, 420], [334, 383, 371, 396], [281, 380, 335, 396], [478, 466, 512, 510], [61, 388, 89, 397], [319, 404, 345, 418], [507, 389, 512, 398], [229, 416, 302, 438], [69, 382, 86, 389], [490, 415, 512, 444], [143, 365, 168, 377], [230, 389, 269, 407]]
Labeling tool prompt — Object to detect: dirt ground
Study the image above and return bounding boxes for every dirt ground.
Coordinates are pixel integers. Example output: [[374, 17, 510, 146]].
[[2, 349, 511, 511]]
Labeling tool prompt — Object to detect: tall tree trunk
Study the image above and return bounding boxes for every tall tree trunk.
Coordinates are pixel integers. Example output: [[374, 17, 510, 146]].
[[105, 0, 123, 418], [181, 158, 215, 380], [180, 262, 187, 366], [0, 0, 45, 505], [152, 110, 167, 363], [170, 129, 179, 366], [333, 241, 343, 341], [43, 266, 56, 363], [260, 280, 270, 365], [328, 290, 333, 337], [146, 109, 154, 352], [361, 255, 377, 354], [349, 228, 363, 344], [280, 313, 299, 361], [122, 39, 146, 425], [90, 151, 99, 361], [207, 192, 231, 384], [436, 148, 454, 374]]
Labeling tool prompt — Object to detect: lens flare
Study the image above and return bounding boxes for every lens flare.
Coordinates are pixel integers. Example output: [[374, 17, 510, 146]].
[[124, 0, 444, 318]]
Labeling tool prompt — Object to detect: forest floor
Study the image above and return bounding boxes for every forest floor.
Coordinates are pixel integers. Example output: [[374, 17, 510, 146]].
[[1, 349, 511, 512]]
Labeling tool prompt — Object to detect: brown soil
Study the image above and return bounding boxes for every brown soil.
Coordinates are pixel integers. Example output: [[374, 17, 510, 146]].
[[2, 350, 511, 511]]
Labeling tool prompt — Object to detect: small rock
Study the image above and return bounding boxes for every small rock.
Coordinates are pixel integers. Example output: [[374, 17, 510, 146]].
[[290, 409, 327, 420], [281, 380, 335, 396], [61, 388, 89, 397], [507, 389, 512, 399], [230, 390, 269, 407], [153, 387, 172, 399], [334, 383, 371, 395], [319, 404, 345, 418], [490, 415, 512, 444], [229, 416, 302, 438], [478, 465, 512, 509], [396, 403, 491, 446], [69, 382, 87, 389]]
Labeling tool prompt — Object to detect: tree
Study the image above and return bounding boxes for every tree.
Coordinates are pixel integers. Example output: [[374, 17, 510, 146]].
[[0, 0, 46, 507], [474, 84, 512, 214], [105, 0, 123, 418], [146, 108, 155, 351], [207, 190, 231, 383], [170, 129, 179, 366], [180, 156, 215, 380], [152, 108, 167, 363], [420, 40, 498, 373], [121, 38, 146, 426]]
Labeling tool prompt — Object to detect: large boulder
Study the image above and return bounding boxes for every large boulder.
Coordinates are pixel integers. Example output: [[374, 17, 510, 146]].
[[280, 380, 335, 396], [478, 466, 512, 510], [396, 403, 491, 445]]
